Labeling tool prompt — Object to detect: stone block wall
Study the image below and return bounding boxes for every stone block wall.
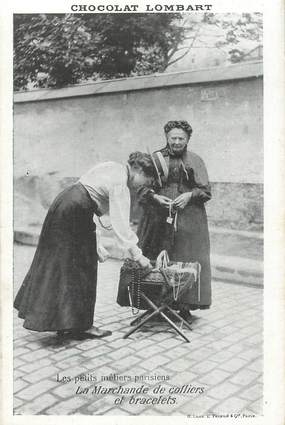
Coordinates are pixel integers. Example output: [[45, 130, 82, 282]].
[[14, 174, 263, 232]]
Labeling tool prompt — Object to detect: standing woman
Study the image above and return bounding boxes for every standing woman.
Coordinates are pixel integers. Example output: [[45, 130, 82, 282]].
[[14, 152, 154, 339], [137, 121, 212, 324]]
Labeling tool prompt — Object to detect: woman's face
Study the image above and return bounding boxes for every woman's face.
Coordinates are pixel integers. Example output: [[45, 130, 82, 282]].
[[129, 168, 154, 189], [166, 128, 189, 156]]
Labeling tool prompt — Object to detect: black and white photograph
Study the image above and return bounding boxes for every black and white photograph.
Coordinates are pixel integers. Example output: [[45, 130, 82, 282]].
[[0, 1, 283, 421]]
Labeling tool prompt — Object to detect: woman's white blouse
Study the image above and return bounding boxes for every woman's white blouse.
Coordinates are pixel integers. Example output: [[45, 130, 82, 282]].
[[79, 162, 142, 261]]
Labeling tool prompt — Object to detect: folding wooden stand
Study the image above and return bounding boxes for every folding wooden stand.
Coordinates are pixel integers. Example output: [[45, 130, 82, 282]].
[[123, 290, 192, 343]]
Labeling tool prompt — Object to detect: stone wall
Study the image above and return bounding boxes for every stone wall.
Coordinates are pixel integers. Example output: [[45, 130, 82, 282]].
[[14, 76, 263, 185], [14, 174, 263, 231], [14, 64, 263, 232]]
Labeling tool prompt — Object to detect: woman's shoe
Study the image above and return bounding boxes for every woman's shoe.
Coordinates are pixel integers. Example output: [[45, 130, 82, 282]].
[[56, 327, 112, 340], [89, 327, 112, 338], [69, 328, 112, 340]]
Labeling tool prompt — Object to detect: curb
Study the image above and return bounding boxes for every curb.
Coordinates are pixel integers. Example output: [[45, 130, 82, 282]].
[[14, 228, 263, 288], [14, 228, 40, 247], [211, 254, 263, 288]]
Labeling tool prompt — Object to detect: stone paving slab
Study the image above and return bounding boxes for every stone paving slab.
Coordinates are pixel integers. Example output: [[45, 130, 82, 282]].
[[13, 245, 263, 416]]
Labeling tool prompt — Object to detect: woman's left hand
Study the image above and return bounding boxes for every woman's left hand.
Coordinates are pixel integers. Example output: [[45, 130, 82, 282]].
[[173, 192, 192, 210], [138, 255, 151, 269]]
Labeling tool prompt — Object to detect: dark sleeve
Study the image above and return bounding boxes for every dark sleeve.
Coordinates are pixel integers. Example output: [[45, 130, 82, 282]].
[[136, 186, 156, 206], [190, 155, 211, 204]]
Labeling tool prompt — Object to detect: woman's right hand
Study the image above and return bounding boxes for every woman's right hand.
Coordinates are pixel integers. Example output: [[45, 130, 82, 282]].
[[153, 194, 172, 208], [138, 255, 151, 269]]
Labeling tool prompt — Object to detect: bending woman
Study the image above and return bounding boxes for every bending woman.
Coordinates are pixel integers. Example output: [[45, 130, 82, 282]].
[[14, 152, 155, 339]]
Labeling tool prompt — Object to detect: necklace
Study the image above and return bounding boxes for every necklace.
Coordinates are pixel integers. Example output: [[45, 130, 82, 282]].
[[130, 267, 141, 315], [172, 263, 184, 301]]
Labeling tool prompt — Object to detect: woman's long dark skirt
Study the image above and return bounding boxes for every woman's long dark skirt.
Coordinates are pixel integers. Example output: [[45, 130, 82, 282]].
[[14, 183, 98, 332]]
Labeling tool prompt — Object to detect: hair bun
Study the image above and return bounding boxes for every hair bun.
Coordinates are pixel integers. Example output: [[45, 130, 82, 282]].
[[164, 120, 193, 137], [128, 152, 156, 177]]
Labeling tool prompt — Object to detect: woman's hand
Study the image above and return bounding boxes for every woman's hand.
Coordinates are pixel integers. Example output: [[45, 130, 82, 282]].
[[153, 194, 172, 208], [173, 192, 192, 210], [138, 255, 151, 269]]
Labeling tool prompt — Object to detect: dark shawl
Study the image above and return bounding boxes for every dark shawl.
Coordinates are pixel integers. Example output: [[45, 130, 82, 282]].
[[136, 147, 212, 309]]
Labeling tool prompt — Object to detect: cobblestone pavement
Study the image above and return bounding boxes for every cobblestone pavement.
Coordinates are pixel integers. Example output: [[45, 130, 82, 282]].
[[13, 245, 263, 416]]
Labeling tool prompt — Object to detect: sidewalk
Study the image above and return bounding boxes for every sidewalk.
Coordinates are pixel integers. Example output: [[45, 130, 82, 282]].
[[14, 225, 263, 287], [13, 244, 263, 416]]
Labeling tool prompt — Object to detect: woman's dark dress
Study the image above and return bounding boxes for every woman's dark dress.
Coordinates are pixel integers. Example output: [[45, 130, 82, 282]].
[[137, 148, 212, 310], [14, 183, 98, 331]]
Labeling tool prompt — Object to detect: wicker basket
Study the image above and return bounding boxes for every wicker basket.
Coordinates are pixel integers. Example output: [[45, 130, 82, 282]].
[[116, 251, 201, 309]]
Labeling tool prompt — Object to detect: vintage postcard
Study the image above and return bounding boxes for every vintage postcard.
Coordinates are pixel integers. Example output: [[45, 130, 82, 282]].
[[0, 0, 284, 424]]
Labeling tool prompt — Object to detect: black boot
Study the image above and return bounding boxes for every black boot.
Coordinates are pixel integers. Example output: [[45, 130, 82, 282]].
[[179, 310, 193, 324]]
